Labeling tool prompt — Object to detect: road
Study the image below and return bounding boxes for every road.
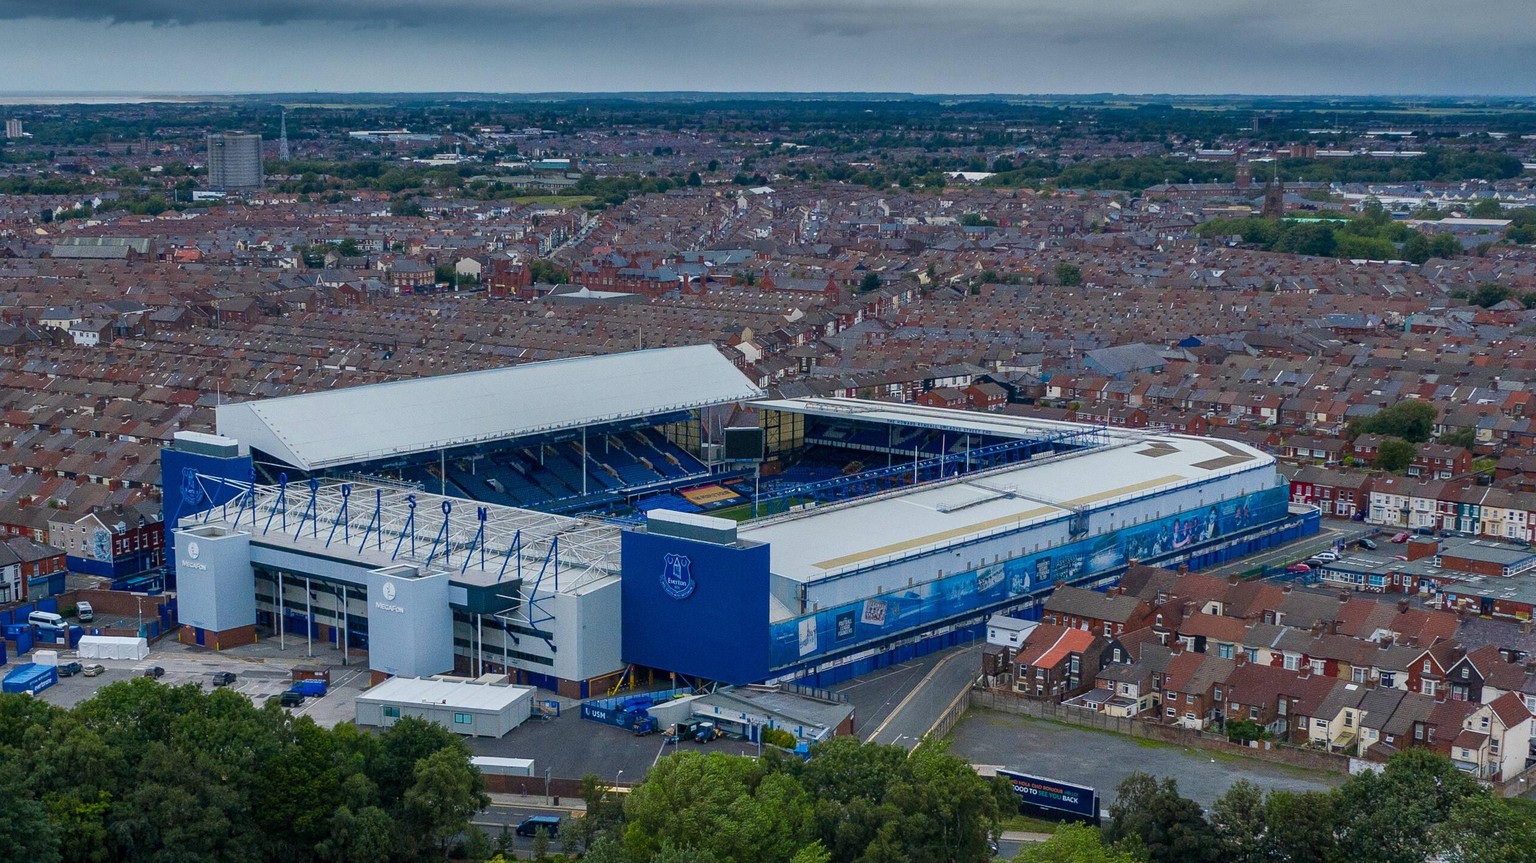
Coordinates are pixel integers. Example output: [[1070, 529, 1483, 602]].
[[837, 643, 982, 750], [473, 799, 584, 856], [1201, 522, 1352, 580]]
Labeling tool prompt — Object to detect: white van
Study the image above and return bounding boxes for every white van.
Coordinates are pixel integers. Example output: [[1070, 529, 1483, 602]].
[[75, 601, 94, 623], [28, 610, 66, 629]]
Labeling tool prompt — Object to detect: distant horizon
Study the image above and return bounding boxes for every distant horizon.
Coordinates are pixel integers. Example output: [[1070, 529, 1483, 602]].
[[2, 0, 1534, 98], [3, 90, 1536, 105]]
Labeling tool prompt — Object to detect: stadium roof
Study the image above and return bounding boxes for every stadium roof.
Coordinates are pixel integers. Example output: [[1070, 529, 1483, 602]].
[[754, 396, 1143, 442], [216, 345, 763, 471], [738, 431, 1273, 588]]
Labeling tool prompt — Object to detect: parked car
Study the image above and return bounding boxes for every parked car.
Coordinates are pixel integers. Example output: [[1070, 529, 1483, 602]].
[[81, 663, 105, 677], [210, 671, 237, 687], [1391, 532, 1411, 543], [141, 666, 164, 679], [57, 661, 83, 677], [1286, 563, 1311, 573], [75, 600, 94, 622], [279, 690, 305, 707], [1313, 550, 1339, 562], [1392, 554, 1409, 561], [1358, 538, 1377, 550]]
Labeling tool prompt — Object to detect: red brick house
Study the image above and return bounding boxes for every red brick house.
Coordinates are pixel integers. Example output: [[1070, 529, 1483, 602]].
[[1410, 444, 1472, 481], [1042, 585, 1155, 638], [1013, 624, 1105, 700]]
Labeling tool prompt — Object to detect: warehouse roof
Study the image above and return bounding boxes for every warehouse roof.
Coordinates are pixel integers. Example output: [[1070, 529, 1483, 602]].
[[738, 431, 1273, 585], [355, 676, 533, 711], [216, 345, 763, 471]]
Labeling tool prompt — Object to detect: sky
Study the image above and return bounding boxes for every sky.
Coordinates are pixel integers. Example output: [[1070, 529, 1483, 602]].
[[0, 0, 1533, 96]]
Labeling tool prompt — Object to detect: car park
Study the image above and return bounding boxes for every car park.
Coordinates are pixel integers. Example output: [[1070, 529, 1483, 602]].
[[57, 661, 84, 677], [82, 663, 105, 677]]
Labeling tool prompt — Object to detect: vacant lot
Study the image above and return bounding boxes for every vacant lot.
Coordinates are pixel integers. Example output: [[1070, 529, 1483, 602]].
[[949, 708, 1344, 807]]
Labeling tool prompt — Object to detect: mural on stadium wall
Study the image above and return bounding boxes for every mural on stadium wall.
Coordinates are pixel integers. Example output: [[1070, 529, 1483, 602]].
[[768, 485, 1287, 669]]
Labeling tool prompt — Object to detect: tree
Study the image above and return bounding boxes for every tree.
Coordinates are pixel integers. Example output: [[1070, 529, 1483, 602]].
[[1209, 780, 1266, 863], [1332, 748, 1485, 863], [622, 751, 815, 863], [1262, 790, 1336, 863], [1055, 263, 1082, 286], [687, 171, 702, 186], [1437, 795, 1536, 863], [1103, 773, 1219, 863], [1375, 437, 1417, 473], [402, 747, 489, 860], [1013, 824, 1139, 863], [0, 761, 61, 863], [336, 237, 361, 257], [1468, 199, 1505, 219], [528, 258, 570, 285], [316, 805, 396, 863], [859, 272, 882, 293], [1441, 428, 1477, 450], [1469, 282, 1513, 308], [790, 736, 1008, 863], [389, 198, 425, 217], [1352, 400, 1438, 443]]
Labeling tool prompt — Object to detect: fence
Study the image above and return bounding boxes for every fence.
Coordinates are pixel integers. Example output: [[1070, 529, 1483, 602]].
[[927, 684, 972, 741], [968, 688, 1352, 774]]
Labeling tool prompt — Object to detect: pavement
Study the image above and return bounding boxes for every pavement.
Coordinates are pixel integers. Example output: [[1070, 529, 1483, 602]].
[[950, 707, 1343, 809], [33, 630, 371, 725], [466, 699, 761, 783]]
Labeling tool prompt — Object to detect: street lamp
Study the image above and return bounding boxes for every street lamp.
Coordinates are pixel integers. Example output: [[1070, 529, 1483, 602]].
[[615, 769, 625, 788]]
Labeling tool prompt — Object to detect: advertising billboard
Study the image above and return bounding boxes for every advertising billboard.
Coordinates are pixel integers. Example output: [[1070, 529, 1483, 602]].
[[767, 485, 1287, 670], [997, 769, 1099, 821]]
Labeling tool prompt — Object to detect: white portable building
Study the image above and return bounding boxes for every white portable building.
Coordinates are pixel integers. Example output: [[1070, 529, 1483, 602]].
[[76, 636, 151, 660]]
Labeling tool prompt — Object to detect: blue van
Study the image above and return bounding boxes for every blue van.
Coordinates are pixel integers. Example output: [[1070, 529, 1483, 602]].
[[515, 815, 561, 838]]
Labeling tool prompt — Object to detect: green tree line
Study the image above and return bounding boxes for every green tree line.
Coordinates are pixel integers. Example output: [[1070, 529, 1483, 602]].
[[1028, 749, 1536, 863], [0, 681, 487, 863], [579, 737, 1013, 863]]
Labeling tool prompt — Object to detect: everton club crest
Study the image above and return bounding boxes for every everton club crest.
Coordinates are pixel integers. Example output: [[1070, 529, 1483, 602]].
[[660, 553, 696, 600]]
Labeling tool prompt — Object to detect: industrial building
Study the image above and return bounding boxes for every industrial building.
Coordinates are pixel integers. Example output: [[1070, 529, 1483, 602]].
[[205, 132, 264, 191], [166, 346, 1315, 694], [355, 676, 535, 737]]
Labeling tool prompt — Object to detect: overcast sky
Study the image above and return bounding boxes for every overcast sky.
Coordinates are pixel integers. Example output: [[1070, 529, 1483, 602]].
[[1, 0, 1532, 95]]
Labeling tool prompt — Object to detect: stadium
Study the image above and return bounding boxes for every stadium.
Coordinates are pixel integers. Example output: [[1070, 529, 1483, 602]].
[[163, 345, 1317, 696]]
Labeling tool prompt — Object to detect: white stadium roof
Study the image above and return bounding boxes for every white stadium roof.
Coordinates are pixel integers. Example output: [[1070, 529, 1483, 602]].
[[738, 432, 1274, 585], [216, 345, 763, 471]]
